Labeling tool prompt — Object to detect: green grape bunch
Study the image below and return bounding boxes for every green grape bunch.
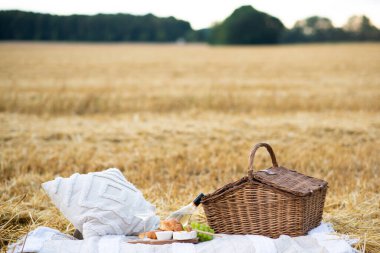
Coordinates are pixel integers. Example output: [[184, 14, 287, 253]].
[[189, 222, 215, 242]]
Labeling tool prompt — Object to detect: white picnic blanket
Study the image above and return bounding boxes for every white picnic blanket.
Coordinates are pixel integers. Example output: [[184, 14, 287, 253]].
[[7, 223, 357, 253]]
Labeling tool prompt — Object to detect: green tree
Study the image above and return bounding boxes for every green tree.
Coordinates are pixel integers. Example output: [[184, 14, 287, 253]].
[[209, 6, 285, 45]]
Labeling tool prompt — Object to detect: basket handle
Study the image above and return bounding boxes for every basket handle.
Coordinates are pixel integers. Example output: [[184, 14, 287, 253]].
[[248, 143, 278, 178]]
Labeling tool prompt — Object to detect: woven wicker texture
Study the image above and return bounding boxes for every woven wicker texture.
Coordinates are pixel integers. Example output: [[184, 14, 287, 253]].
[[253, 167, 328, 197], [201, 143, 328, 238]]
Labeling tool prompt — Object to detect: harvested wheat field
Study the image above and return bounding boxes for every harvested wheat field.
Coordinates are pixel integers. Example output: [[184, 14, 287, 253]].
[[0, 43, 379, 252]]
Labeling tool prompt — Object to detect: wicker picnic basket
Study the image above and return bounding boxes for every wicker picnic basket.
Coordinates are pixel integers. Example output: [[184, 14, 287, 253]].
[[201, 143, 328, 238]]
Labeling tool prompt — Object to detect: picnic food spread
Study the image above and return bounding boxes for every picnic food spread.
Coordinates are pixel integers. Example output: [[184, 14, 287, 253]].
[[129, 193, 214, 244], [136, 218, 214, 243], [138, 219, 183, 239]]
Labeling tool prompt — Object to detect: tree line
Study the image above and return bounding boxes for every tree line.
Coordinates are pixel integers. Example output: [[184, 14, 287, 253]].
[[1, 7, 380, 44], [0, 10, 191, 42]]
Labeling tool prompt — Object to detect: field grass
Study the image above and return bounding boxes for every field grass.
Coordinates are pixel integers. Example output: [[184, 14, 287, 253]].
[[0, 42, 379, 252]]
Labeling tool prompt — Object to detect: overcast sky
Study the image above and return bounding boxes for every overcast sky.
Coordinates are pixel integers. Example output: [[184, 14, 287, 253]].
[[1, 0, 379, 29]]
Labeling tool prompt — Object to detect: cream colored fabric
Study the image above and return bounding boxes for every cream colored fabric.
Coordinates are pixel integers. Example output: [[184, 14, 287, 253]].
[[42, 168, 159, 238]]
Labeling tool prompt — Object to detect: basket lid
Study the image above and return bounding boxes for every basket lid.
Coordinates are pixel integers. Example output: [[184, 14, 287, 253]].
[[248, 143, 327, 197], [252, 166, 327, 196]]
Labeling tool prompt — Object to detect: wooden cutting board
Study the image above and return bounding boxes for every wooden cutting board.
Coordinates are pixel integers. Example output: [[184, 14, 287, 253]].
[[128, 238, 199, 245]]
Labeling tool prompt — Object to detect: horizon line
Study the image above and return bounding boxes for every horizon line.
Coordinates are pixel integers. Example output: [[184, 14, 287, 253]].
[[1, 7, 379, 30]]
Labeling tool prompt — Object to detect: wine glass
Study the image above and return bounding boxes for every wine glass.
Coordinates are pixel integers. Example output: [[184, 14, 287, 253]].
[[135, 212, 154, 240]]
